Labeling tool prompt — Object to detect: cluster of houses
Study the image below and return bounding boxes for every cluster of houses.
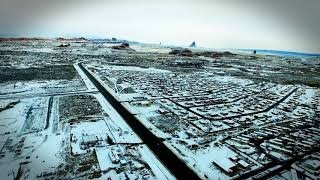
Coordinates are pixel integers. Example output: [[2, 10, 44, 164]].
[[295, 153, 320, 177], [226, 116, 320, 164], [88, 62, 320, 179], [212, 154, 251, 176]]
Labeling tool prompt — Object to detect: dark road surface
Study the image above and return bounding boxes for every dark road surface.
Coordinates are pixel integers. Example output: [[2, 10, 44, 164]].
[[44, 96, 53, 130]]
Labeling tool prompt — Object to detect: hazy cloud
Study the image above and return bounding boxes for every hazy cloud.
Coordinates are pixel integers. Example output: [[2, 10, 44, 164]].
[[0, 0, 319, 52]]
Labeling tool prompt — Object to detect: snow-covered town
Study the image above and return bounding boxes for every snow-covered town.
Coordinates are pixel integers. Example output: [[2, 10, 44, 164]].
[[0, 39, 320, 180]]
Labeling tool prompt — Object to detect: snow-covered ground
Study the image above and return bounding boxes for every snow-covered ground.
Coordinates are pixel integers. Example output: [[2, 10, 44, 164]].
[[1, 41, 320, 179], [0, 80, 87, 99]]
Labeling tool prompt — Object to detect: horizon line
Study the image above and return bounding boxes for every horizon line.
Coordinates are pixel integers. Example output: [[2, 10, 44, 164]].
[[0, 36, 319, 55]]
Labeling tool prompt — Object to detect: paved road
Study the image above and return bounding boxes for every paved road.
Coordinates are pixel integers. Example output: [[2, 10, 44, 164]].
[[44, 96, 53, 130]]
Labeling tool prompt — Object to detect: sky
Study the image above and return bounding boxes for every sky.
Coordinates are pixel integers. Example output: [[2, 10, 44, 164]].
[[0, 0, 319, 53]]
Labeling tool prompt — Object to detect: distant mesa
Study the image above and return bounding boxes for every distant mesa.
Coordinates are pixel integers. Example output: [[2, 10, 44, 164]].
[[55, 37, 87, 41], [121, 42, 129, 47], [189, 41, 197, 47], [111, 42, 135, 51], [57, 43, 71, 48], [169, 48, 236, 58], [0, 37, 87, 42], [169, 48, 193, 57], [0, 37, 48, 42], [197, 51, 235, 58]]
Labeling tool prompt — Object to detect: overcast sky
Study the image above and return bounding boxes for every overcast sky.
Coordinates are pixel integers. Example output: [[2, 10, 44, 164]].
[[0, 0, 319, 53]]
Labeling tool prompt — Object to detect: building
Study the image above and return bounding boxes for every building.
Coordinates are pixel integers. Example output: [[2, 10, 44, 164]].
[[80, 134, 99, 149]]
